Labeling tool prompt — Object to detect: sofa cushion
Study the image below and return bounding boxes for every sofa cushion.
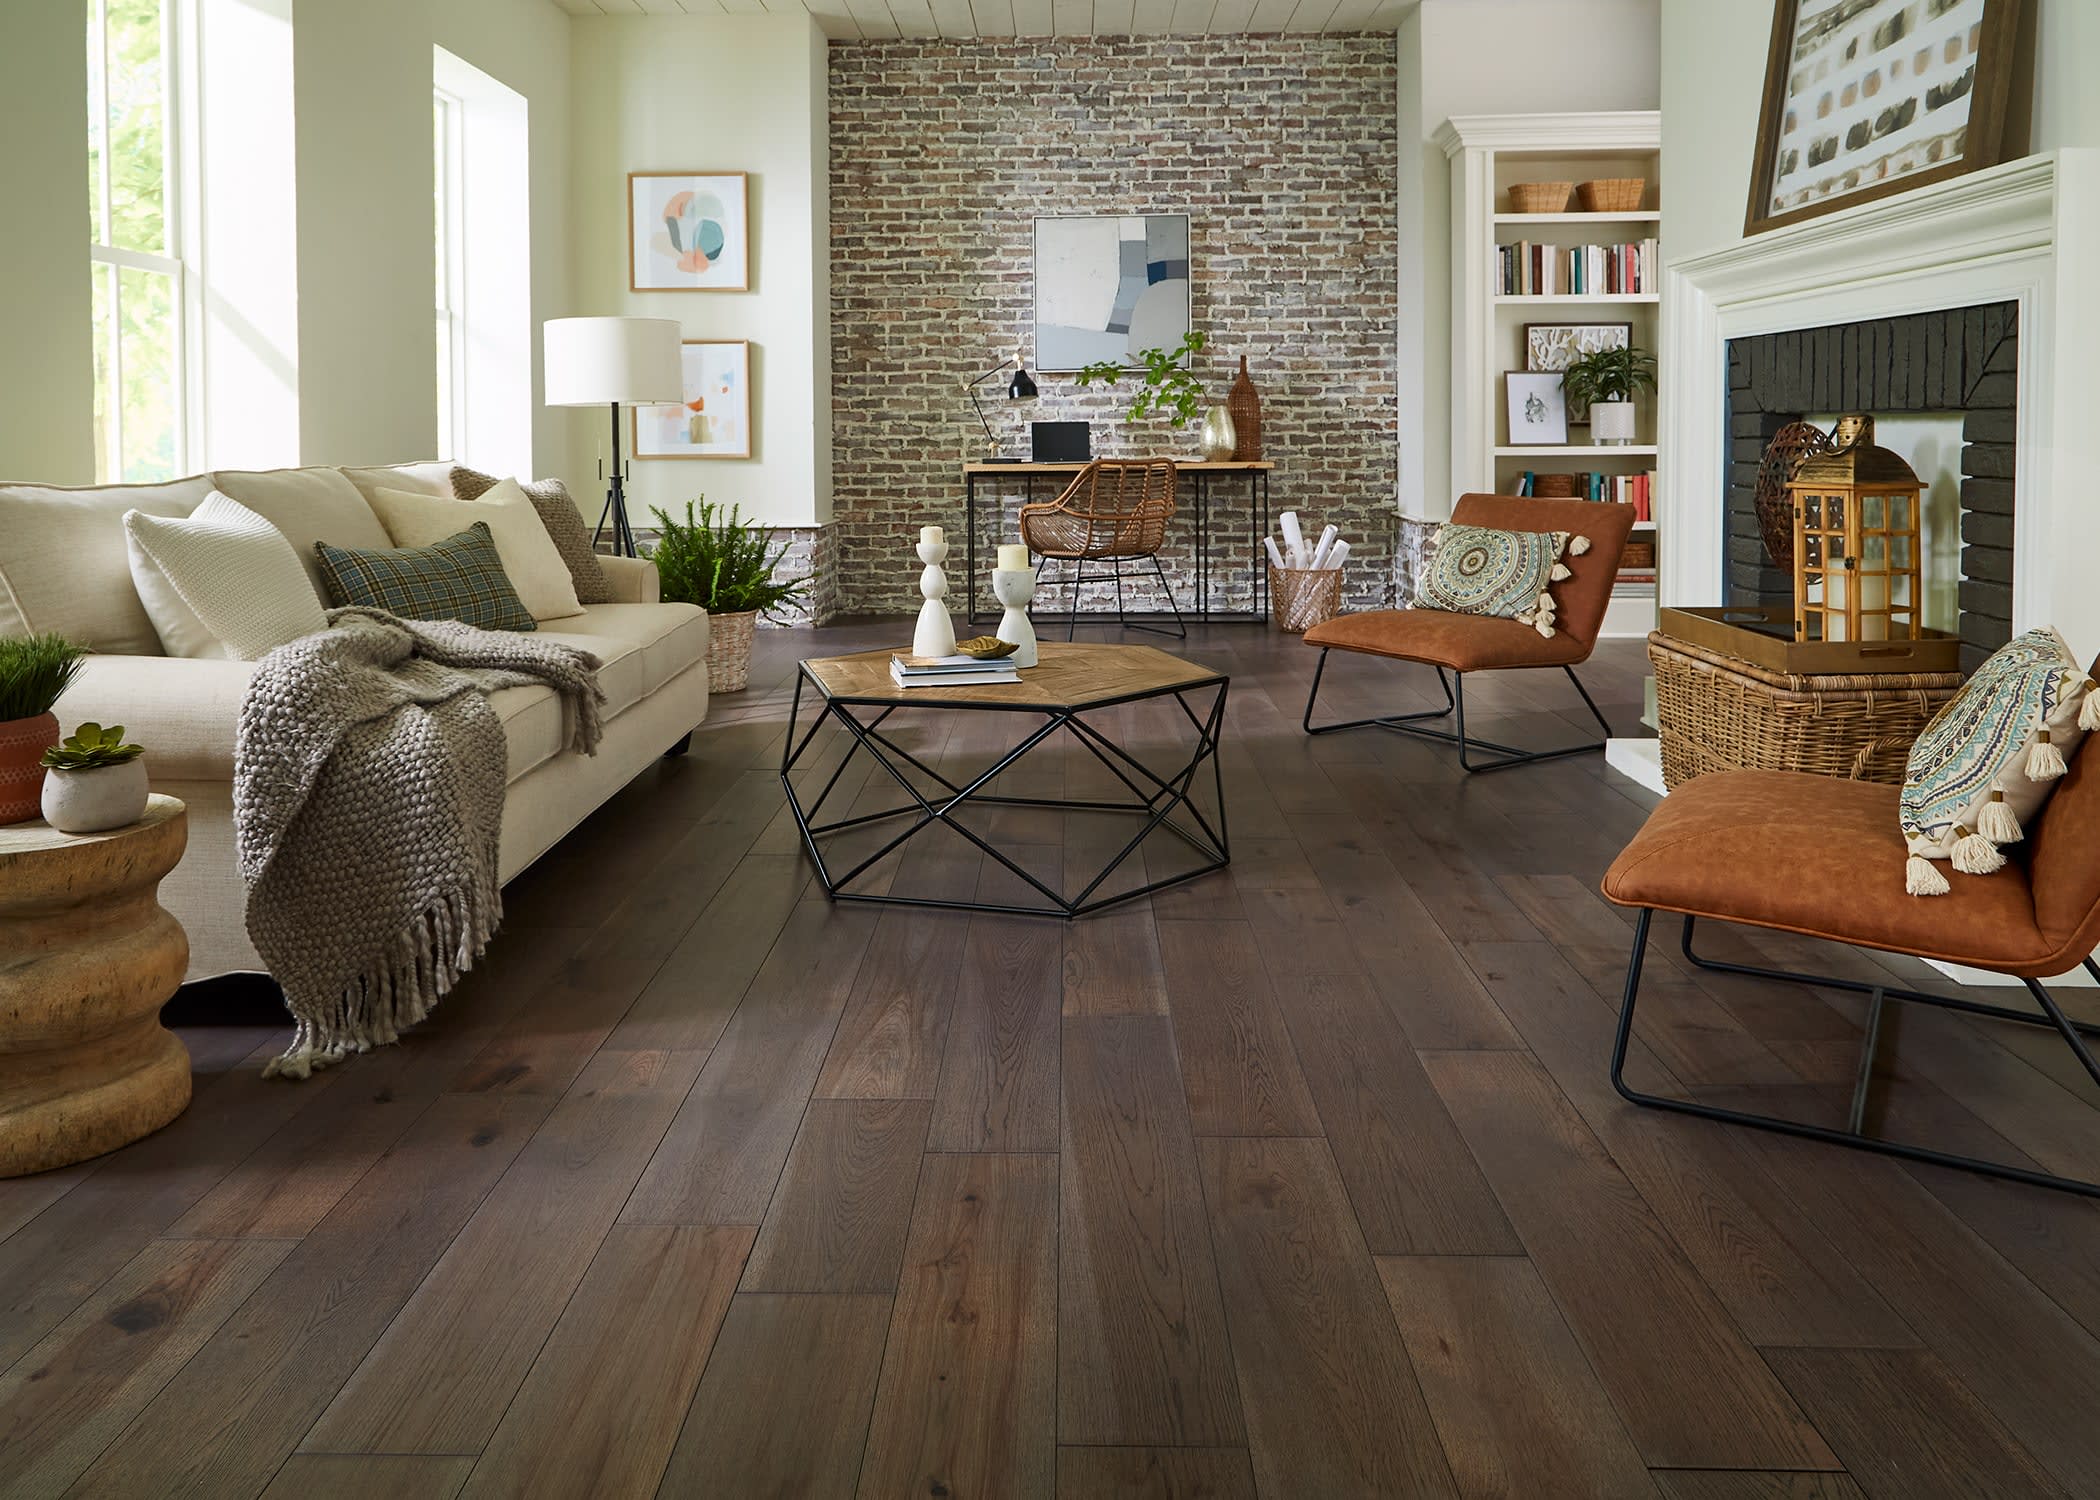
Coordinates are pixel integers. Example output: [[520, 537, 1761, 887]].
[[340, 462, 456, 505], [452, 467, 616, 606], [534, 602, 708, 711], [0, 475, 215, 654], [1303, 607, 1588, 672], [210, 467, 393, 597], [367, 481, 585, 622], [316, 524, 539, 632], [124, 493, 329, 660]]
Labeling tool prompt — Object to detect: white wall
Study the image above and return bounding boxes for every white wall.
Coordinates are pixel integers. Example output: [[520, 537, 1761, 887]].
[[1661, 0, 2100, 265], [0, 0, 95, 484], [1397, 0, 1661, 518], [566, 14, 832, 531]]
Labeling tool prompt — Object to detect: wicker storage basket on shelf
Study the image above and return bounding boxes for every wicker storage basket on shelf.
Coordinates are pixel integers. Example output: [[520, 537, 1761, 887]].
[[1578, 177, 1646, 212], [1648, 631, 1964, 790], [1508, 182, 1574, 213], [1269, 566, 1343, 634]]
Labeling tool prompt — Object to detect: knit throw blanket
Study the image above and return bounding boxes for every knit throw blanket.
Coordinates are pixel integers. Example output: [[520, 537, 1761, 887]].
[[236, 607, 605, 1078]]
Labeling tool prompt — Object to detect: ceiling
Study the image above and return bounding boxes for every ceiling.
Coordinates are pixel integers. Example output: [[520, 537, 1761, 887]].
[[551, 0, 1414, 39]]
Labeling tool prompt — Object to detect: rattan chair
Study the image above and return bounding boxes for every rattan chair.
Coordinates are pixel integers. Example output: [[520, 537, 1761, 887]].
[[1018, 459, 1184, 639]]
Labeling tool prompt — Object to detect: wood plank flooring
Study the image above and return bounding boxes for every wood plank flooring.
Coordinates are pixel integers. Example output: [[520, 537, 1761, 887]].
[[5, 621, 2100, 1498]]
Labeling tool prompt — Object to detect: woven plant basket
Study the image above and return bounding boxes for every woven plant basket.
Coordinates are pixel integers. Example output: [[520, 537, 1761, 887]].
[[1270, 566, 1343, 635], [1508, 182, 1574, 214], [1578, 177, 1646, 212], [1648, 631, 1964, 790], [705, 609, 758, 693]]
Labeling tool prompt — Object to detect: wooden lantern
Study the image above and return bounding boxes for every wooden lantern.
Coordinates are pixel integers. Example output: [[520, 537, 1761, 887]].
[[1788, 414, 1924, 644]]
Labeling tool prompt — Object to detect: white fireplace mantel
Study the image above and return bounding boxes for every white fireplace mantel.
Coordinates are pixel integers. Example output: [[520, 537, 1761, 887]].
[[1659, 149, 2100, 658]]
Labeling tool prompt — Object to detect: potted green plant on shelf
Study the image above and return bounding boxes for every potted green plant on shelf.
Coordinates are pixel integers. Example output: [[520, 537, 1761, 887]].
[[647, 498, 809, 694], [40, 722, 149, 834], [0, 633, 86, 825], [1077, 330, 1236, 460], [1559, 343, 1656, 447]]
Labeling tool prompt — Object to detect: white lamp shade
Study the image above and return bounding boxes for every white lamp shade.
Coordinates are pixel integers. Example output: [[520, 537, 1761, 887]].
[[543, 316, 684, 406]]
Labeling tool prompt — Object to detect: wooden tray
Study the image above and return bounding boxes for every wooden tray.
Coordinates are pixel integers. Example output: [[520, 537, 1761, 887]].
[[1659, 606, 1962, 679]]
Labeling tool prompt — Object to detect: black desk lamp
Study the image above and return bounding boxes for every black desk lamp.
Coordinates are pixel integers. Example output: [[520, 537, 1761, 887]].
[[968, 350, 1038, 463]]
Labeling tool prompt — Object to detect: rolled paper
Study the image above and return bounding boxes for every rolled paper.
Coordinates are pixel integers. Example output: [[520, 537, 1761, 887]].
[[921, 525, 944, 545], [1308, 524, 1340, 571], [1278, 511, 1306, 567], [1263, 535, 1287, 571], [1326, 539, 1351, 570], [997, 543, 1029, 571]]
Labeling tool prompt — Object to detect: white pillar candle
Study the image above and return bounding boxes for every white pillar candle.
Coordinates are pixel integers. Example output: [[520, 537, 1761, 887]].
[[921, 525, 945, 545], [997, 543, 1029, 571]]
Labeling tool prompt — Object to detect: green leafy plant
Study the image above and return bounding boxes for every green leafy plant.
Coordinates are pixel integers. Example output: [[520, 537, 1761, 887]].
[[1558, 343, 1658, 406], [0, 634, 87, 723], [41, 723, 144, 772], [646, 499, 809, 618], [1075, 330, 1210, 426]]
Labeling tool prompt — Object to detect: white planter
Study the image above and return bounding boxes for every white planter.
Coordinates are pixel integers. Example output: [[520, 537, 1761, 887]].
[[41, 758, 150, 835], [1589, 400, 1637, 445]]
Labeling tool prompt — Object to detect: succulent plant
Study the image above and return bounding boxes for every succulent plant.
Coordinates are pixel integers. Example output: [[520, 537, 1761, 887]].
[[41, 723, 145, 772]]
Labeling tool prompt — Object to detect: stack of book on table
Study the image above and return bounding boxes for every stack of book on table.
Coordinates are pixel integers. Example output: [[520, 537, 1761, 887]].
[[890, 652, 1020, 688]]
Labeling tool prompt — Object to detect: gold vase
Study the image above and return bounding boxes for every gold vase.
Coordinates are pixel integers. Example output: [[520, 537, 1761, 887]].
[[1199, 404, 1237, 463]]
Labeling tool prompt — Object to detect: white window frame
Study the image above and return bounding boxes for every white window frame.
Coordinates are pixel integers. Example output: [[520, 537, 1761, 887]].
[[87, 0, 199, 483], [434, 85, 468, 463]]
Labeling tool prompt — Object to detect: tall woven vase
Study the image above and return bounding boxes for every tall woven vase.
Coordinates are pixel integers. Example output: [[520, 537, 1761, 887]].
[[1228, 355, 1263, 461]]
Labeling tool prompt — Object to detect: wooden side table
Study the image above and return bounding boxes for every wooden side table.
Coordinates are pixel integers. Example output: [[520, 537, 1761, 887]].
[[0, 794, 192, 1176]]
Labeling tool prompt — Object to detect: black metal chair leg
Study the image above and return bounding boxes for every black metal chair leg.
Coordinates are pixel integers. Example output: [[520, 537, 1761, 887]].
[[1303, 655, 1606, 773], [1150, 553, 1188, 639], [1068, 559, 1083, 641], [1611, 910, 2100, 1198]]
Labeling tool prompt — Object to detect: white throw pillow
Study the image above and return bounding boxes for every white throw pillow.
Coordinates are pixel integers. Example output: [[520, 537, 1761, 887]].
[[366, 480, 585, 622], [123, 493, 330, 661]]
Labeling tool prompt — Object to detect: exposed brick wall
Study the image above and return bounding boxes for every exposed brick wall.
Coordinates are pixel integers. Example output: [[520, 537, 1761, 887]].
[[828, 36, 1399, 619], [759, 526, 837, 627], [1725, 302, 2017, 673]]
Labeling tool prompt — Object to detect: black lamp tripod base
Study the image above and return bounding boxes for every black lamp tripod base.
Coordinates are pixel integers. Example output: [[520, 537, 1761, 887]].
[[593, 400, 640, 558]]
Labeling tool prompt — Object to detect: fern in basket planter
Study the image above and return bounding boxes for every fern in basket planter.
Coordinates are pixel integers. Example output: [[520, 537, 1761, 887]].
[[647, 499, 809, 694]]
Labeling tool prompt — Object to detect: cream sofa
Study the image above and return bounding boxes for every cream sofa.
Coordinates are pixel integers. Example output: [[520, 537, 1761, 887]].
[[0, 462, 708, 980]]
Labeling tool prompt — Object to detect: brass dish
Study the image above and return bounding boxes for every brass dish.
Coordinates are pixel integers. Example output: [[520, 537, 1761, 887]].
[[955, 636, 1019, 660]]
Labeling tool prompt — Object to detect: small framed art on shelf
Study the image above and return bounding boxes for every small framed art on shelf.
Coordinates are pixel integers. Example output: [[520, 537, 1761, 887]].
[[1505, 371, 1568, 446]]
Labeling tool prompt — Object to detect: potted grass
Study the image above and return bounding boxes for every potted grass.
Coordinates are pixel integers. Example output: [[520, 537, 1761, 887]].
[[0, 633, 86, 824], [647, 499, 809, 693], [40, 722, 149, 834], [1559, 343, 1657, 446]]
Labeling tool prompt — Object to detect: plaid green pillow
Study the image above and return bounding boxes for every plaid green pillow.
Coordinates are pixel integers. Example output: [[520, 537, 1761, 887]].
[[314, 522, 537, 632]]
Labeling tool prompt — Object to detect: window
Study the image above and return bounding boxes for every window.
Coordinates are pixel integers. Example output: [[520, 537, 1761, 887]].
[[433, 87, 467, 462], [88, 0, 188, 483]]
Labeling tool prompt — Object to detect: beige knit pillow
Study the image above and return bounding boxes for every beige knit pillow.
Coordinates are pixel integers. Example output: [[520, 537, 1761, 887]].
[[123, 493, 329, 660], [452, 467, 615, 606]]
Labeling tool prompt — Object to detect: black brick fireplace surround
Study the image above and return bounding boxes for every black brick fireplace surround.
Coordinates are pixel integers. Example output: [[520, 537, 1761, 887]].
[[1725, 302, 2018, 672]]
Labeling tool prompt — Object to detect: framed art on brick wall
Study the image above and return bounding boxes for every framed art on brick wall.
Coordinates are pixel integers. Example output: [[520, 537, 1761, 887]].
[[634, 340, 751, 459], [628, 172, 750, 291], [1034, 214, 1191, 371]]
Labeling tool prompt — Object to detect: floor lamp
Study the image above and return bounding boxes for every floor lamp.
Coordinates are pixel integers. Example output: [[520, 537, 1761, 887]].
[[543, 316, 683, 557]]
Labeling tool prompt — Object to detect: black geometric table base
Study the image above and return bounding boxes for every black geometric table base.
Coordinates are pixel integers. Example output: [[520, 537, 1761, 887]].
[[781, 673, 1230, 918]]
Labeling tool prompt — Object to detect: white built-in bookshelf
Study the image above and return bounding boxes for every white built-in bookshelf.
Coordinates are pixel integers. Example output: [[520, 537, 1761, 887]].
[[1436, 111, 1663, 639]]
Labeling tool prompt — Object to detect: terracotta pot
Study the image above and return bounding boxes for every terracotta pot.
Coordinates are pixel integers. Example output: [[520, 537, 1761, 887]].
[[42, 757, 151, 835], [0, 713, 59, 825]]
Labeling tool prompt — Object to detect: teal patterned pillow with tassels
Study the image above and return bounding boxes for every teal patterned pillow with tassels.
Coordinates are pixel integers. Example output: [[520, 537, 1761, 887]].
[[1900, 626, 2098, 895], [1415, 523, 1590, 637]]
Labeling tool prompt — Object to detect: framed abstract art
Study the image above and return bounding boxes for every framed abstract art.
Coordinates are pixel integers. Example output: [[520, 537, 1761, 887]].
[[628, 172, 750, 291], [1744, 0, 2025, 237], [1033, 214, 1191, 371], [634, 341, 752, 460]]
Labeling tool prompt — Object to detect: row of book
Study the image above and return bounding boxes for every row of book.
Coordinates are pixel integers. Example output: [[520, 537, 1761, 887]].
[[1510, 470, 1655, 523], [1495, 239, 1658, 297], [890, 652, 1019, 689]]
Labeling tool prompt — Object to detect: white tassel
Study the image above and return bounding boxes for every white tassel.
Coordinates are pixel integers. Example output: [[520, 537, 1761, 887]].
[[1535, 619, 1554, 637], [2081, 689, 2100, 732], [1950, 824, 2007, 876], [1977, 789, 2023, 844], [1550, 562, 1572, 581], [1568, 535, 1591, 556], [1906, 854, 1950, 896], [2026, 730, 2067, 782]]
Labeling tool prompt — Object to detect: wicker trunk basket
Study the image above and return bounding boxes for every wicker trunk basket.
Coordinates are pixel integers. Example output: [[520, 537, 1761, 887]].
[[705, 609, 758, 693], [1269, 566, 1343, 634], [1648, 630, 1964, 789]]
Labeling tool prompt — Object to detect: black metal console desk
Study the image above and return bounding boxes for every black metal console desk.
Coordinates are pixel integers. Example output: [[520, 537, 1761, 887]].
[[961, 460, 1274, 626]]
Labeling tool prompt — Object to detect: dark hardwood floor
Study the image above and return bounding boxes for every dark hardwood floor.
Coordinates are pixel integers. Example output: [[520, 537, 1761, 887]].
[[5, 620, 2099, 1499]]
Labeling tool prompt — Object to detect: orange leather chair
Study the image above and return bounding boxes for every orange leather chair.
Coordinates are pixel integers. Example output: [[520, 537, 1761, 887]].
[[1301, 494, 1635, 772], [1602, 736, 2100, 1198]]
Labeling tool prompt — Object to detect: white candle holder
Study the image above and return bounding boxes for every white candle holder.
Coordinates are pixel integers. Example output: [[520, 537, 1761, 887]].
[[992, 568, 1038, 668], [913, 539, 957, 658]]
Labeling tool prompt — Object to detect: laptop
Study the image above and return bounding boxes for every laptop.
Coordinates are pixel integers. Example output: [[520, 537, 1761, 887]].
[[1030, 421, 1092, 463]]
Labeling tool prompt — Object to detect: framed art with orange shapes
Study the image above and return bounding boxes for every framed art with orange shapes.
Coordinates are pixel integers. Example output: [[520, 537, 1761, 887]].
[[628, 172, 749, 291], [634, 341, 752, 460]]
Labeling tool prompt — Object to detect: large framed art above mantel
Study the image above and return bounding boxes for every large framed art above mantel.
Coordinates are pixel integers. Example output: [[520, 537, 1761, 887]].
[[1744, 0, 2026, 238]]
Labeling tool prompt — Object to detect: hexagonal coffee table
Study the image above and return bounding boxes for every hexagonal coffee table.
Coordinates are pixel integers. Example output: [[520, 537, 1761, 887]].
[[783, 641, 1229, 917]]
